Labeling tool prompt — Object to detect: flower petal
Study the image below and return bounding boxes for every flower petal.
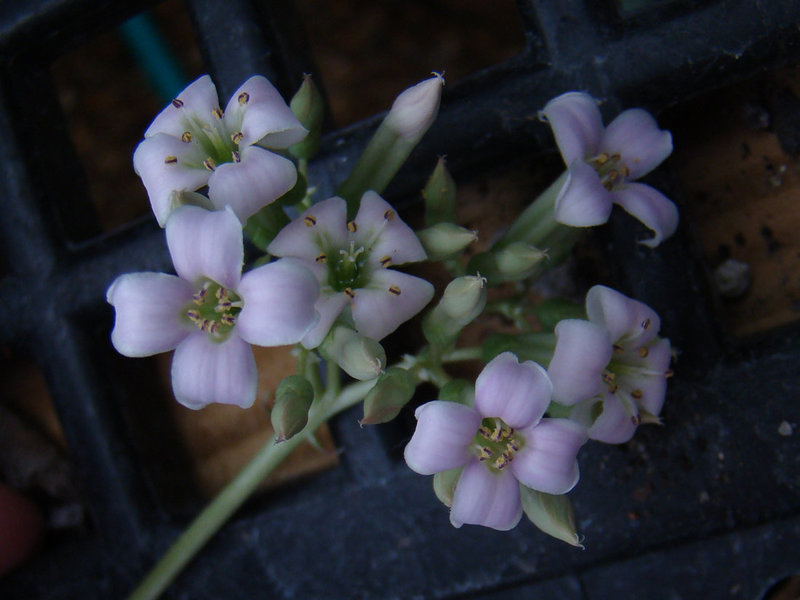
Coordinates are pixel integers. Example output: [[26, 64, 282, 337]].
[[404, 401, 480, 475], [146, 75, 220, 138], [511, 418, 587, 494], [571, 394, 637, 444], [207, 146, 297, 223], [540, 92, 604, 166], [166, 205, 243, 289], [611, 183, 679, 248], [618, 337, 671, 416], [554, 160, 614, 227], [171, 332, 257, 409], [107, 272, 192, 357], [602, 108, 672, 179], [351, 269, 434, 341], [355, 191, 427, 267], [548, 319, 612, 405], [450, 459, 522, 531], [268, 196, 348, 260], [301, 290, 350, 349], [224, 75, 308, 148], [474, 352, 552, 428], [585, 285, 660, 346], [236, 258, 320, 346], [133, 134, 210, 227]]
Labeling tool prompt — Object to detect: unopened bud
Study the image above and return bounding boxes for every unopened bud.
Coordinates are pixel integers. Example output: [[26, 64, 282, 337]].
[[289, 75, 324, 159], [495, 242, 548, 280], [320, 325, 386, 381], [433, 467, 463, 508], [423, 157, 457, 226], [438, 379, 474, 407], [520, 486, 584, 548], [360, 367, 416, 425], [384, 73, 444, 142], [423, 275, 487, 347], [417, 222, 477, 261], [271, 375, 314, 442]]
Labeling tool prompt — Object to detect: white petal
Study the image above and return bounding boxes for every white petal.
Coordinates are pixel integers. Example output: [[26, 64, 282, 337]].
[[403, 401, 479, 474], [554, 160, 614, 227], [474, 352, 552, 428], [351, 269, 434, 341], [171, 332, 257, 409], [540, 92, 604, 166], [207, 146, 297, 223], [383, 74, 444, 141], [355, 191, 427, 267], [618, 337, 671, 416], [511, 418, 587, 494], [548, 319, 611, 405], [450, 459, 522, 531], [146, 75, 219, 138], [301, 290, 350, 349], [166, 205, 243, 289], [602, 108, 672, 179], [585, 285, 660, 346], [224, 75, 308, 148], [268, 196, 348, 260], [133, 135, 210, 227], [571, 394, 637, 444], [612, 183, 679, 248], [236, 258, 320, 346], [107, 272, 192, 357]]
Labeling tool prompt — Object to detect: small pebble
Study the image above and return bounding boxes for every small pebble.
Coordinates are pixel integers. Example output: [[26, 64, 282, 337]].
[[778, 420, 794, 436]]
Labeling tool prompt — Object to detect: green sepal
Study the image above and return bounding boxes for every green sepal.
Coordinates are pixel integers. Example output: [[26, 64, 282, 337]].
[[481, 332, 556, 365], [271, 374, 315, 442], [438, 379, 474, 407], [520, 486, 584, 548], [360, 367, 416, 425], [244, 202, 290, 251], [423, 157, 457, 226], [289, 75, 324, 160], [274, 171, 308, 208], [319, 325, 386, 381], [417, 222, 477, 261], [422, 275, 487, 347], [535, 298, 586, 330], [433, 466, 463, 508]]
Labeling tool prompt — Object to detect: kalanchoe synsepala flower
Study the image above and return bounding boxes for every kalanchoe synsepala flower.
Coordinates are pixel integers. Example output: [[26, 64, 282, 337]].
[[404, 352, 587, 531], [107, 206, 319, 410], [134, 75, 307, 227], [268, 191, 434, 348], [540, 92, 678, 247], [547, 285, 672, 444]]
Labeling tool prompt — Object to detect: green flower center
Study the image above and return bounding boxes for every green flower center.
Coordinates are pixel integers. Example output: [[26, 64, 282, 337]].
[[472, 417, 525, 473], [327, 240, 370, 292], [183, 279, 242, 341], [587, 152, 630, 190]]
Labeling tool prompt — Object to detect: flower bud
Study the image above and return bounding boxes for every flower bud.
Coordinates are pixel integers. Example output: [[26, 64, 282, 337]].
[[520, 486, 584, 548], [320, 325, 386, 381], [289, 75, 324, 160], [271, 375, 314, 442], [495, 242, 548, 280], [423, 157, 457, 226], [423, 275, 487, 347], [438, 379, 474, 407], [417, 222, 477, 261], [360, 367, 416, 425], [384, 73, 444, 142]]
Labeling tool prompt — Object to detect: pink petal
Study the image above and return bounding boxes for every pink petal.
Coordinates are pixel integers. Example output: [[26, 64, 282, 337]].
[[236, 258, 320, 346], [404, 401, 480, 474], [166, 206, 243, 289], [548, 319, 611, 405], [474, 352, 552, 428], [224, 75, 308, 148], [450, 459, 522, 530], [602, 108, 672, 180], [585, 285, 660, 346], [540, 92, 604, 166], [383, 74, 444, 141], [146, 75, 220, 138], [268, 197, 348, 260], [207, 146, 297, 223], [171, 332, 257, 409], [350, 269, 434, 341], [554, 160, 614, 227], [511, 418, 586, 494], [300, 290, 350, 349], [611, 183, 679, 248], [355, 191, 427, 267], [133, 134, 210, 227], [107, 272, 192, 357], [571, 393, 637, 444], [618, 337, 671, 416]]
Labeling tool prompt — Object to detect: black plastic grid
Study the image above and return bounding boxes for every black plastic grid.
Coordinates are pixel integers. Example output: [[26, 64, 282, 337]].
[[1, 0, 800, 598]]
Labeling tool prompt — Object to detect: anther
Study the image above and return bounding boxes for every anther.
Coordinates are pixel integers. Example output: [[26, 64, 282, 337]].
[[232, 151, 241, 163], [602, 372, 616, 385], [379, 255, 392, 268], [215, 287, 229, 301], [181, 132, 193, 143], [192, 288, 207, 305], [231, 132, 244, 144], [220, 314, 236, 326], [344, 288, 355, 298], [478, 447, 493, 461], [383, 209, 395, 221], [641, 318, 651, 330], [613, 344, 624, 354], [186, 310, 201, 322], [238, 92, 250, 105], [203, 158, 216, 171], [631, 389, 643, 400], [594, 152, 609, 165], [347, 221, 358, 233], [608, 383, 619, 394], [171, 98, 184, 109], [507, 440, 520, 453], [490, 425, 503, 442], [315, 253, 327, 263], [620, 165, 630, 178], [304, 215, 317, 227], [478, 426, 492, 439], [631, 414, 642, 425], [494, 456, 510, 470], [638, 346, 649, 358], [212, 108, 223, 119], [388, 286, 401, 296], [164, 155, 178, 165]]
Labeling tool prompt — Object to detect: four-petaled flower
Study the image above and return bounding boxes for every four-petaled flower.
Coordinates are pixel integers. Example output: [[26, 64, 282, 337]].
[[268, 191, 435, 348], [134, 75, 307, 227], [547, 285, 672, 444], [107, 206, 320, 409], [540, 91, 679, 247], [404, 352, 587, 531]]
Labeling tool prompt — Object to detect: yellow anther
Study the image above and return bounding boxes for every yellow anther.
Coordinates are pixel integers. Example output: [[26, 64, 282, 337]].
[[608, 383, 619, 394], [490, 425, 503, 442], [212, 107, 223, 119], [602, 372, 616, 385], [181, 132, 193, 143], [304, 215, 317, 227], [171, 98, 184, 108], [388, 286, 401, 296], [203, 158, 216, 171], [344, 288, 355, 298], [379, 255, 392, 267], [238, 91, 250, 105], [383, 209, 395, 221], [232, 151, 241, 163], [478, 447, 493, 461], [478, 426, 492, 439], [347, 221, 358, 233], [315, 253, 327, 263], [506, 441, 520, 453], [164, 155, 178, 165], [220, 314, 236, 326], [641, 318, 651, 330], [231, 132, 244, 144], [638, 346, 649, 358], [631, 389, 643, 400]]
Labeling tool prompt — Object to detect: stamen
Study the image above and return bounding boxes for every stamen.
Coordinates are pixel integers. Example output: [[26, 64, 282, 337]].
[[619, 165, 630, 178], [186, 309, 201, 322], [631, 389, 643, 400], [383, 209, 395, 221], [171, 98, 184, 109], [379, 255, 392, 268], [231, 132, 244, 144], [641, 318, 651, 330], [478, 447, 493, 462], [638, 346, 649, 358], [315, 253, 327, 263], [220, 314, 236, 326], [192, 288, 208, 305], [490, 425, 503, 442], [478, 426, 492, 439], [215, 287, 229, 301], [388, 286, 401, 296], [347, 221, 358, 233], [232, 151, 241, 163], [594, 152, 609, 165], [203, 158, 216, 171], [344, 288, 355, 298], [304, 215, 317, 227], [212, 107, 223, 119], [494, 455, 510, 470], [181, 132, 193, 143], [164, 155, 178, 165], [608, 383, 619, 394], [238, 91, 250, 105], [507, 440, 520, 453], [602, 372, 616, 385]]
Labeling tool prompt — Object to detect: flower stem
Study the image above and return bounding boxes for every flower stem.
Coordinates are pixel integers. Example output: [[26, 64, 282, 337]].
[[495, 171, 568, 250], [441, 346, 482, 363]]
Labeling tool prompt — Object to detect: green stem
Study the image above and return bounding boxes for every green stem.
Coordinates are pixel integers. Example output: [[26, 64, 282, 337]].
[[441, 346, 482, 363], [495, 171, 568, 250]]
